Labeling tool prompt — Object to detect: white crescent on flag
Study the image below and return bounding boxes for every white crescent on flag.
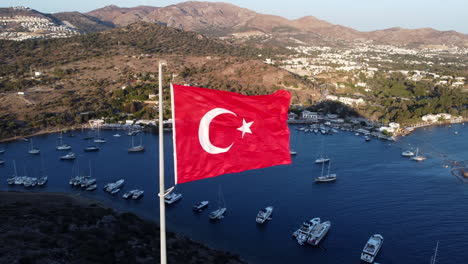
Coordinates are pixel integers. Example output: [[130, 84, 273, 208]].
[[198, 108, 237, 154]]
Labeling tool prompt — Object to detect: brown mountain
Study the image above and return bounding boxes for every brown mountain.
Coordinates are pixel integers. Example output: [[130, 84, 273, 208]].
[[52, 12, 115, 33], [86, 1, 468, 46]]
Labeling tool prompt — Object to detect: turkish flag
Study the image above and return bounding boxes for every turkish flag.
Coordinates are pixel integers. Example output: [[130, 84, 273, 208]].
[[172, 84, 292, 184]]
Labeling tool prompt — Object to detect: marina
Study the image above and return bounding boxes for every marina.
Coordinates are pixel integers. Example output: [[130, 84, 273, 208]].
[[0, 123, 467, 263]]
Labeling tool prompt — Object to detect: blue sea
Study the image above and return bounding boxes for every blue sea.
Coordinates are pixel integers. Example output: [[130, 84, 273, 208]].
[[0, 124, 467, 264]]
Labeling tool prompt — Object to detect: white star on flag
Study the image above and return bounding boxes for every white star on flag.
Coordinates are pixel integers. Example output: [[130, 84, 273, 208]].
[[237, 118, 253, 138]]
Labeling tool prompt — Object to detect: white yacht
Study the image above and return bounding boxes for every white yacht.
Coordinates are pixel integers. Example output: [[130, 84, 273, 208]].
[[307, 220, 331, 246], [361, 234, 384, 263], [84, 146, 100, 152], [113, 133, 121, 137], [132, 190, 144, 199], [411, 148, 426, 161], [256, 206, 274, 224], [86, 184, 97, 191], [164, 192, 182, 204], [37, 176, 48, 186], [401, 150, 415, 157], [0, 159, 5, 165], [315, 161, 337, 183], [28, 139, 40, 154], [315, 156, 330, 163], [60, 152, 76, 160], [111, 188, 121, 194], [292, 218, 320, 245], [290, 150, 297, 155], [104, 179, 125, 192], [123, 190, 137, 199], [193, 201, 209, 211], [365, 136, 371, 142]]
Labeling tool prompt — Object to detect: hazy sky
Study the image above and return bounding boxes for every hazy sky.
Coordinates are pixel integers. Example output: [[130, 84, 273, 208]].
[[3, 0, 468, 33]]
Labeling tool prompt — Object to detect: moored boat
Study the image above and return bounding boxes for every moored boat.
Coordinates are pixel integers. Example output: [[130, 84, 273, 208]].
[[164, 192, 182, 204], [256, 206, 274, 224], [84, 146, 100, 152], [60, 152, 76, 160], [193, 201, 209, 212], [307, 220, 331, 246], [411, 148, 426, 161], [292, 218, 320, 245], [401, 150, 415, 157], [361, 234, 384, 263]]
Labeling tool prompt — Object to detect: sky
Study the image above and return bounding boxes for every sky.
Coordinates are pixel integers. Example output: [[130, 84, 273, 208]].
[[2, 0, 468, 33]]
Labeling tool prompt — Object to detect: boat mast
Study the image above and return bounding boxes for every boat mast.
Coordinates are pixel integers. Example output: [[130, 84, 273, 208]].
[[13, 160, 17, 176], [327, 160, 331, 177], [321, 160, 325, 177], [430, 241, 439, 264]]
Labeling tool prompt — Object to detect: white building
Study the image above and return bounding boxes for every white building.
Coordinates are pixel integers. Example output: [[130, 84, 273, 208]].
[[301, 110, 318, 121], [89, 119, 104, 128]]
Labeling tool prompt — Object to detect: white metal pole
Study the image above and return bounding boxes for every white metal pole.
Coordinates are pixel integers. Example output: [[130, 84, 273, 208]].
[[158, 61, 167, 264]]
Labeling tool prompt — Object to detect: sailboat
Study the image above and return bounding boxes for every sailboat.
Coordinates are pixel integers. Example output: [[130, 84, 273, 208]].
[[209, 185, 227, 220], [28, 138, 40, 154], [411, 148, 426, 161], [128, 135, 145, 152], [93, 126, 106, 143], [315, 137, 330, 163], [6, 160, 18, 185], [56, 132, 71, 150], [37, 156, 48, 186], [315, 160, 337, 182]]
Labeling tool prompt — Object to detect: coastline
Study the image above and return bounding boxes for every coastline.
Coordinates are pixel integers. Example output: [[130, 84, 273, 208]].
[[0, 191, 247, 264], [398, 118, 467, 137]]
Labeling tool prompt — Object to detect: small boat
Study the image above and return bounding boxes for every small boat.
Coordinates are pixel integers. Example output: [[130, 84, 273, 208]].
[[0, 159, 5, 165], [193, 201, 209, 212], [454, 131, 459, 135], [315, 161, 337, 183], [0, 149, 5, 154], [56, 132, 71, 150], [209, 186, 226, 220], [307, 220, 331, 246], [290, 150, 297, 155], [315, 156, 330, 163], [411, 148, 426, 161], [84, 146, 100, 152], [94, 126, 106, 143], [37, 176, 48, 186], [111, 188, 121, 194], [60, 152, 76, 160], [104, 179, 125, 192], [355, 132, 360, 136], [113, 133, 121, 137], [164, 192, 182, 204], [361, 234, 384, 263], [364, 136, 371, 142], [132, 190, 144, 199], [401, 150, 415, 157], [128, 136, 145, 152], [86, 184, 97, 191], [21, 138, 29, 142], [83, 136, 94, 140], [28, 139, 40, 154], [292, 218, 320, 245], [256, 206, 274, 224], [122, 190, 136, 199]]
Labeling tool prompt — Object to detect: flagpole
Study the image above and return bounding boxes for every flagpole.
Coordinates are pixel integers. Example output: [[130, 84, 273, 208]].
[[158, 61, 167, 264]]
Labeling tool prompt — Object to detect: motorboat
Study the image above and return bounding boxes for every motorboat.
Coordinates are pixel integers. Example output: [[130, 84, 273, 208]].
[[164, 192, 182, 204], [111, 188, 121, 194], [292, 218, 320, 245], [401, 150, 415, 157], [0, 149, 5, 154], [123, 190, 137, 199], [193, 201, 209, 212], [84, 146, 100, 152], [365, 136, 371, 142], [104, 179, 125, 192], [290, 150, 297, 155], [315, 157, 330, 163], [132, 190, 144, 199], [256, 206, 274, 224], [307, 220, 331, 246], [60, 152, 76, 160], [361, 234, 384, 263], [37, 176, 48, 186], [113, 133, 121, 137], [0, 159, 5, 165], [56, 144, 71, 151], [86, 184, 97, 191]]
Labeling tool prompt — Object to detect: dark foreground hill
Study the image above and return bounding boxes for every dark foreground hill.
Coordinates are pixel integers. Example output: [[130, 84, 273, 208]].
[[0, 191, 246, 264]]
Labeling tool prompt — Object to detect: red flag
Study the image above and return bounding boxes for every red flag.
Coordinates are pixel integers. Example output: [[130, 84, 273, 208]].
[[171, 84, 291, 184]]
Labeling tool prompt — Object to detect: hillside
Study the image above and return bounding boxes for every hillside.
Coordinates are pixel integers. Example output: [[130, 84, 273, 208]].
[[0, 191, 246, 264], [52, 12, 115, 33], [86, 1, 468, 46], [0, 21, 315, 139]]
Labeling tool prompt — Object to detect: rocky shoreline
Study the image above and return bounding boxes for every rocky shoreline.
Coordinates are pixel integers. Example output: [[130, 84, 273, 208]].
[[0, 191, 247, 264]]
